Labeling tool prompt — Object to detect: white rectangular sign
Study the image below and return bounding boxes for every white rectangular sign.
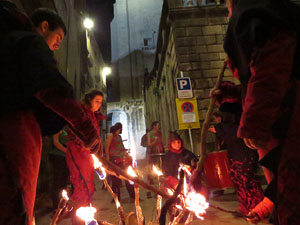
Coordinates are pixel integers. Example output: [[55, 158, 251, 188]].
[[182, 112, 196, 123]]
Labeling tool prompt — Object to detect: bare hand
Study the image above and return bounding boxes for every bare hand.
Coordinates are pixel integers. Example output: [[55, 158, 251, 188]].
[[86, 137, 101, 154], [208, 126, 216, 133], [246, 211, 260, 224], [243, 138, 268, 149], [209, 87, 221, 99]]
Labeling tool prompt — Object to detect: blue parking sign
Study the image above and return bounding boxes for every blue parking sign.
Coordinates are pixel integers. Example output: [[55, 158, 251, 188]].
[[176, 78, 191, 90], [176, 77, 193, 98]]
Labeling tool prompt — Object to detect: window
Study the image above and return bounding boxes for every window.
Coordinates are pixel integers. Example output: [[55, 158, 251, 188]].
[[142, 38, 155, 50]]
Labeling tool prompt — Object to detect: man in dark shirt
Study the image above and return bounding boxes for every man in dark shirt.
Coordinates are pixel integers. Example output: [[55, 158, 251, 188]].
[[0, 7, 100, 225]]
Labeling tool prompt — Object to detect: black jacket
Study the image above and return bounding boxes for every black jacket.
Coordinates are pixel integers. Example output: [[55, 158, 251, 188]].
[[0, 31, 72, 135], [163, 149, 198, 178]]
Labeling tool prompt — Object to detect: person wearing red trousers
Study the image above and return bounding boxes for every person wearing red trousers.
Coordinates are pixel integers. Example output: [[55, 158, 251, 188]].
[[66, 90, 106, 224], [222, 0, 300, 224], [0, 6, 101, 225]]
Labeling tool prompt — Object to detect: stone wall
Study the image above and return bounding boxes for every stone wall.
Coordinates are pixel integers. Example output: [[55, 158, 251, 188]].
[[109, 0, 163, 102], [145, 2, 237, 154]]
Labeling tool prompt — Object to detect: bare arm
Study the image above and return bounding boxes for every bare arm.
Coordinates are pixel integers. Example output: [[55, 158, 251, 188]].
[[105, 133, 113, 160], [53, 130, 67, 153], [147, 132, 157, 147]]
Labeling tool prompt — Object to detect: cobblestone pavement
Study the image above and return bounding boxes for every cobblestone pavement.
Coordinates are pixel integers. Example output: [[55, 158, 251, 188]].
[[35, 175, 271, 225]]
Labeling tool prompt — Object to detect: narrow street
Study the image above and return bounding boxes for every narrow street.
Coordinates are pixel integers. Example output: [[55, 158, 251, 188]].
[[2, 1, 300, 224], [35, 162, 271, 225]]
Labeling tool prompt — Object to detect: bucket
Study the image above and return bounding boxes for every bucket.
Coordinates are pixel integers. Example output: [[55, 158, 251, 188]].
[[203, 150, 233, 190]]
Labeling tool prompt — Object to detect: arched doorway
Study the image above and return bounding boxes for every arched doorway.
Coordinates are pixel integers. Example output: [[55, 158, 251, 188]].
[[107, 105, 146, 160]]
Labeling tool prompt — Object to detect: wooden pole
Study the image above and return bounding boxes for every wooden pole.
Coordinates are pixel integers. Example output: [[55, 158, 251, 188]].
[[134, 184, 144, 225], [50, 197, 68, 225], [102, 179, 126, 225], [196, 61, 227, 171], [97, 221, 116, 225], [96, 157, 169, 198], [170, 208, 188, 225], [184, 212, 194, 225]]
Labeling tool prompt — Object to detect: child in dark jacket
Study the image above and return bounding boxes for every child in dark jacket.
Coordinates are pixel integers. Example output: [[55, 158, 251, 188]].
[[162, 131, 198, 189]]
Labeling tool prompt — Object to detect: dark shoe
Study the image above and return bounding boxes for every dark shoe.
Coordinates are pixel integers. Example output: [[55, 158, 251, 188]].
[[147, 192, 152, 199]]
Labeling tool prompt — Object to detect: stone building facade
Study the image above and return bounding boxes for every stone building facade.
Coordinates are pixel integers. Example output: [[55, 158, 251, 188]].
[[12, 0, 108, 100], [144, 0, 236, 154], [145, 0, 300, 154], [107, 0, 163, 159]]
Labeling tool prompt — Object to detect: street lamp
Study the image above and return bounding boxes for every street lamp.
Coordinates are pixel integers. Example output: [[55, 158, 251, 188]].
[[102, 67, 112, 85], [102, 67, 112, 77], [83, 18, 94, 29]]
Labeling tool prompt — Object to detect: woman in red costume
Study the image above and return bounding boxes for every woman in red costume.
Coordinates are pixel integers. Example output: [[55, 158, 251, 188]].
[[66, 90, 105, 224], [105, 122, 135, 201], [222, 0, 300, 224]]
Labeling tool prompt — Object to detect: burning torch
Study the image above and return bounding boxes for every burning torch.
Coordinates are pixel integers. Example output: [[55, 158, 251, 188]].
[[50, 189, 70, 225], [92, 154, 126, 225]]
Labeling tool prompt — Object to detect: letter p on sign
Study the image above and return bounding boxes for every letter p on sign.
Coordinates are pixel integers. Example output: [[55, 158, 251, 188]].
[[179, 80, 188, 89]]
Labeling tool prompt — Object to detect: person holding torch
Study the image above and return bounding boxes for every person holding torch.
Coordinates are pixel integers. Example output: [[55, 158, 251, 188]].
[[0, 6, 101, 225], [65, 90, 106, 225]]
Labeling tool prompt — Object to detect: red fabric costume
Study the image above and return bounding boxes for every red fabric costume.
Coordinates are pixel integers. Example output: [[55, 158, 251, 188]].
[[224, 0, 300, 224], [0, 31, 100, 225], [66, 105, 102, 207], [108, 134, 135, 200]]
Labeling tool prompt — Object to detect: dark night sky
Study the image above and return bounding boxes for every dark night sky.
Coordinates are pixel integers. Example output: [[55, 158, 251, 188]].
[[86, 0, 115, 63]]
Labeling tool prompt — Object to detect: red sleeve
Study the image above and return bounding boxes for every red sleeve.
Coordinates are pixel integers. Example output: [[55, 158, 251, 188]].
[[35, 89, 99, 146], [238, 32, 296, 141], [95, 111, 107, 121]]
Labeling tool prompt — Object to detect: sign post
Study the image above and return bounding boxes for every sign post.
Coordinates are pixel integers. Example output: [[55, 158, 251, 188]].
[[176, 73, 197, 153], [175, 98, 200, 153]]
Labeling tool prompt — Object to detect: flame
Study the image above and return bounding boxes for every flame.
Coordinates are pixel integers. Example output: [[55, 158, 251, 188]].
[[167, 188, 174, 196], [176, 164, 209, 220], [76, 206, 97, 222], [175, 205, 183, 210], [127, 166, 137, 177], [153, 165, 163, 176], [183, 175, 188, 196], [177, 164, 191, 179], [116, 200, 121, 208], [92, 154, 106, 179], [184, 192, 209, 220], [62, 189, 69, 200], [129, 141, 137, 167]]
